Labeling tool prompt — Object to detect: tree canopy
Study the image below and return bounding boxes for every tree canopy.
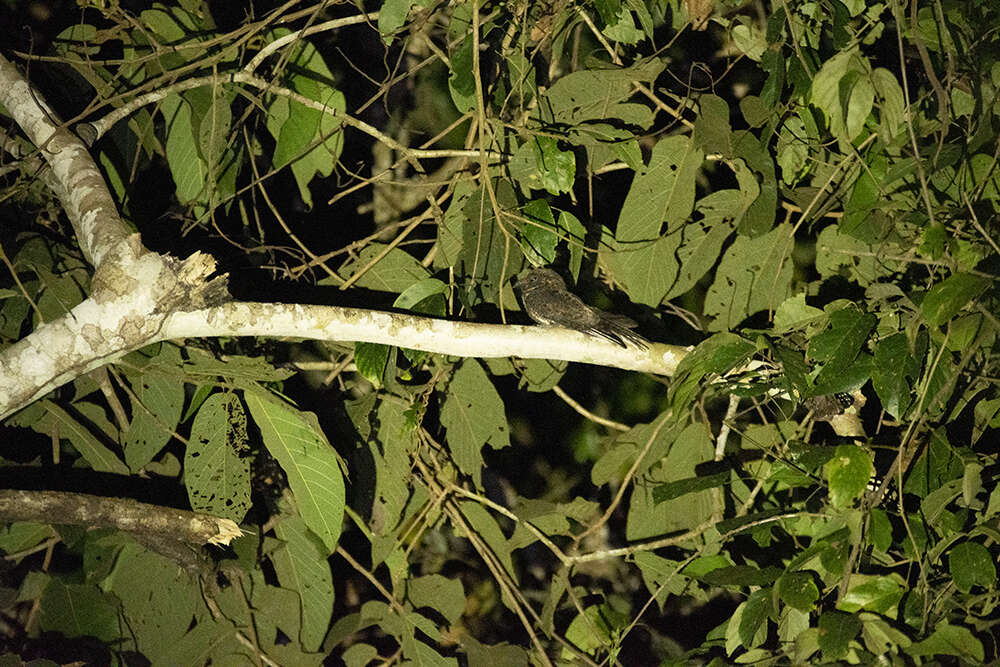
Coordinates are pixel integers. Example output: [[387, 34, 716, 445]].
[[1, 0, 999, 664]]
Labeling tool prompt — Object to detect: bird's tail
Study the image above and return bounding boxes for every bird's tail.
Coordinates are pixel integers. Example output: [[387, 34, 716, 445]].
[[591, 313, 649, 349]]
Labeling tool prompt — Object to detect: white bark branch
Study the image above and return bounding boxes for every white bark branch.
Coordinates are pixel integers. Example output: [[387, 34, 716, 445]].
[[0, 51, 686, 426], [0, 53, 134, 270], [158, 302, 687, 373]]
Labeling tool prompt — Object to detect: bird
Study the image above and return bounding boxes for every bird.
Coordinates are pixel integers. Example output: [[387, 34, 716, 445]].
[[515, 267, 648, 349]]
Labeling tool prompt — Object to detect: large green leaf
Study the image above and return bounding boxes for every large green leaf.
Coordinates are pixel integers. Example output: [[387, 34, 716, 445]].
[[273, 515, 335, 652], [440, 360, 510, 486], [949, 541, 997, 593], [245, 389, 346, 553], [39, 579, 120, 642], [161, 92, 206, 204], [922, 273, 990, 326], [703, 224, 795, 331], [825, 445, 873, 508], [810, 47, 874, 143], [615, 135, 703, 242]]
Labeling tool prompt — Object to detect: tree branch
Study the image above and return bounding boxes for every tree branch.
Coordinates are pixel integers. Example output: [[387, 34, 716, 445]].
[[0, 489, 240, 571]]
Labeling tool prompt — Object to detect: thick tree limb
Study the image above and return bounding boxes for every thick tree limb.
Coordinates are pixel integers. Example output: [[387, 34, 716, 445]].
[[0, 489, 241, 571]]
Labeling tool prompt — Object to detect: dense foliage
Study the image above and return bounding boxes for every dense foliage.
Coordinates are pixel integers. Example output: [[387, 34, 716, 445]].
[[1, 0, 999, 664]]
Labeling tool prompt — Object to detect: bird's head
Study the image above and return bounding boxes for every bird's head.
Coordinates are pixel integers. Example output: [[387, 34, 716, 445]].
[[515, 267, 566, 294]]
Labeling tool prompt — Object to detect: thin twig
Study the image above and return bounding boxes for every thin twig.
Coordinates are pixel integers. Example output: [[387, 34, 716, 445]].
[[552, 385, 630, 432]]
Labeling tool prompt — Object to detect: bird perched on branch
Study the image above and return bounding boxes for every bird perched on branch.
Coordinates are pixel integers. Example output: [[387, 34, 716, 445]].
[[515, 267, 648, 350]]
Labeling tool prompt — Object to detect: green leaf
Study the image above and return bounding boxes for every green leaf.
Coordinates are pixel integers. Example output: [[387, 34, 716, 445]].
[[394, 278, 447, 315], [615, 135, 703, 242], [777, 607, 810, 650], [921, 273, 990, 326], [245, 389, 346, 553], [165, 347, 293, 383], [448, 38, 476, 113], [39, 579, 120, 642], [54, 23, 100, 56], [124, 371, 185, 472], [627, 421, 714, 539], [531, 136, 576, 195], [904, 428, 963, 497], [777, 571, 819, 612], [818, 611, 861, 660], [461, 634, 530, 667], [681, 555, 733, 579], [453, 180, 523, 305], [0, 522, 54, 556], [906, 624, 984, 663], [334, 243, 430, 292], [738, 588, 772, 649], [973, 397, 1000, 445], [600, 177, 759, 306], [403, 638, 458, 666], [703, 223, 795, 331], [859, 614, 912, 656], [841, 152, 885, 237], [662, 189, 742, 301], [107, 545, 200, 663], [185, 392, 251, 522], [808, 305, 876, 383], [343, 643, 379, 667], [378, 0, 411, 41], [540, 60, 664, 126], [693, 94, 732, 155], [699, 565, 781, 587], [760, 48, 786, 108], [731, 18, 767, 60], [273, 515, 335, 652], [408, 574, 466, 624], [772, 293, 824, 334], [814, 224, 901, 285], [825, 445, 873, 507], [508, 497, 598, 550], [599, 232, 682, 307], [188, 86, 233, 169], [776, 115, 809, 186], [634, 553, 687, 603], [440, 360, 510, 486], [563, 602, 627, 657], [252, 573, 323, 664], [140, 5, 198, 43], [458, 501, 516, 582], [949, 541, 997, 593], [164, 618, 245, 667], [366, 398, 419, 544], [602, 6, 642, 44], [41, 401, 129, 475], [872, 333, 919, 419], [354, 342, 391, 388], [161, 93, 206, 203], [520, 199, 559, 265], [868, 508, 893, 553], [739, 95, 770, 127], [669, 333, 756, 409], [837, 574, 904, 615], [558, 211, 587, 280], [652, 470, 730, 503], [264, 29, 345, 208], [809, 47, 873, 143]]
